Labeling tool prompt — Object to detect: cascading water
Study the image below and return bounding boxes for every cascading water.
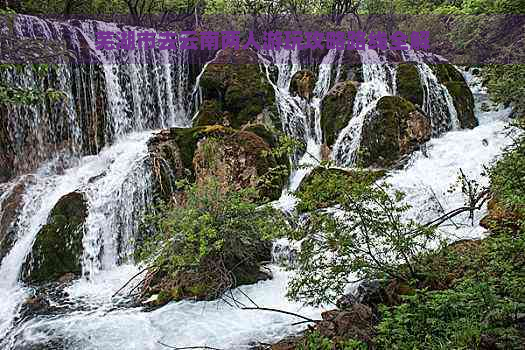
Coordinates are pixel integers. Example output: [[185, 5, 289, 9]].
[[0, 13, 518, 349], [2, 15, 195, 182], [261, 49, 344, 191], [403, 50, 460, 134], [332, 49, 397, 167]]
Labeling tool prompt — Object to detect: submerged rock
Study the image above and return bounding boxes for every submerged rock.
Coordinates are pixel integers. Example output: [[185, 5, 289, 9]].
[[359, 96, 432, 168], [22, 192, 87, 284], [321, 81, 359, 146], [430, 64, 477, 129], [0, 180, 27, 263]]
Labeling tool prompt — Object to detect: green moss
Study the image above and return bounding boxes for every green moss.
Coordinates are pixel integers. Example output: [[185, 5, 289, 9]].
[[321, 81, 358, 146], [166, 126, 235, 180], [296, 167, 385, 213], [430, 64, 477, 129], [358, 96, 430, 168], [193, 99, 224, 127], [396, 63, 424, 107], [23, 192, 87, 283], [197, 50, 276, 129]]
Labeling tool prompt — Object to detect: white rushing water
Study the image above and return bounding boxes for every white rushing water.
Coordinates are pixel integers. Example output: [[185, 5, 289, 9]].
[[332, 49, 397, 166], [0, 132, 153, 343], [261, 49, 344, 191], [0, 16, 518, 349]]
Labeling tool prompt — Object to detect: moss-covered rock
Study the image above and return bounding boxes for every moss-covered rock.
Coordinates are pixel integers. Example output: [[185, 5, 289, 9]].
[[193, 130, 289, 201], [143, 239, 272, 306], [296, 167, 385, 213], [321, 81, 359, 146], [396, 63, 424, 107], [195, 48, 278, 130], [22, 192, 87, 284], [430, 64, 477, 129], [359, 96, 432, 168], [290, 69, 316, 99]]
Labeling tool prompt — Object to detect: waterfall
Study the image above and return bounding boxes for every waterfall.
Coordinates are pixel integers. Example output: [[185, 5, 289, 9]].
[[403, 51, 460, 134], [260, 49, 343, 191], [0, 13, 517, 349], [1, 15, 195, 182], [332, 49, 397, 167]]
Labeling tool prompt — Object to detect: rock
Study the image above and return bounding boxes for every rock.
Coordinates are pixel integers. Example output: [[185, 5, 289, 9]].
[[290, 70, 316, 99], [359, 96, 431, 168], [19, 296, 51, 318], [0, 180, 26, 262], [148, 129, 187, 201], [195, 48, 279, 129], [396, 63, 424, 107], [321, 81, 359, 146], [317, 304, 374, 343], [193, 130, 289, 201], [480, 195, 523, 234], [430, 64, 478, 129], [22, 192, 87, 284], [351, 279, 414, 309]]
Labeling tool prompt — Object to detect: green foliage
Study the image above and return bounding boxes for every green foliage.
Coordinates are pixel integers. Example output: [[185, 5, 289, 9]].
[[299, 331, 368, 350], [0, 64, 66, 105], [377, 227, 525, 349], [377, 279, 524, 349], [483, 66, 525, 116], [295, 167, 384, 213], [287, 170, 438, 305], [138, 178, 289, 298], [488, 117, 525, 217]]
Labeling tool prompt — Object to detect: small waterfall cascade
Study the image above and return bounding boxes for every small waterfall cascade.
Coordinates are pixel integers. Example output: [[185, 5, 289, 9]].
[[1, 15, 197, 182], [0, 14, 517, 349], [261, 49, 344, 191], [402, 50, 460, 134], [332, 49, 397, 167], [0, 14, 203, 343]]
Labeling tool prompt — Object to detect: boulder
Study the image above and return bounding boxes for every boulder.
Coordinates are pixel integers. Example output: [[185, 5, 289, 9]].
[[193, 130, 289, 201], [396, 63, 424, 107], [480, 195, 524, 234], [321, 81, 359, 146], [22, 192, 87, 284], [290, 69, 316, 99], [359, 96, 432, 168], [430, 64, 477, 129], [195, 48, 279, 130]]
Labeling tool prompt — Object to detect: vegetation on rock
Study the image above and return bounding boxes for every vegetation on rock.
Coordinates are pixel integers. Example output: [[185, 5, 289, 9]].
[[431, 64, 478, 129], [321, 81, 358, 147], [359, 96, 431, 168], [395, 63, 423, 107], [22, 192, 87, 283], [137, 178, 288, 304]]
